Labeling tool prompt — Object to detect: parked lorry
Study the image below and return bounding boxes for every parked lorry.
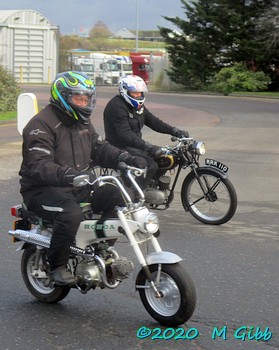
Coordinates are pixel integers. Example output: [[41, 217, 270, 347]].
[[130, 53, 151, 84], [72, 57, 95, 81], [72, 53, 132, 85]]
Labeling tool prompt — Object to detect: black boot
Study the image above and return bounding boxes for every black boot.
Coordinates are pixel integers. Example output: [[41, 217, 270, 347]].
[[49, 266, 76, 286]]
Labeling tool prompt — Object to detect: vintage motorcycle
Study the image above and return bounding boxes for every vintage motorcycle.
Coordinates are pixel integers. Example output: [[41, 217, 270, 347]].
[[97, 136, 238, 225], [9, 163, 196, 327]]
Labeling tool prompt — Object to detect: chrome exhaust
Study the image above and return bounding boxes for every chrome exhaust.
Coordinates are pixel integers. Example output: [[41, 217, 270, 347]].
[[9, 229, 51, 248], [9, 229, 87, 256]]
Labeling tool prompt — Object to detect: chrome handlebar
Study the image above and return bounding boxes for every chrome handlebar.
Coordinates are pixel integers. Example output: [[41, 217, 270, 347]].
[[73, 163, 146, 207]]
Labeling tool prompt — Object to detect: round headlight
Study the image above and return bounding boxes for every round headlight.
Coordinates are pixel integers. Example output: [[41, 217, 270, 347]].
[[144, 212, 159, 234], [190, 141, 205, 155], [196, 141, 206, 155]]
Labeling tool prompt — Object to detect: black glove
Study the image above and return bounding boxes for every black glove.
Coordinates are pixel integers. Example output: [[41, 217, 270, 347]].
[[171, 127, 189, 138], [149, 146, 164, 158], [144, 143, 164, 158], [118, 152, 147, 169], [132, 156, 147, 169], [63, 167, 81, 185]]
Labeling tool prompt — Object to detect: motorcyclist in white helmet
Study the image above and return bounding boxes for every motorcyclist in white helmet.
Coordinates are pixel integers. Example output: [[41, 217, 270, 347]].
[[103, 74, 189, 188]]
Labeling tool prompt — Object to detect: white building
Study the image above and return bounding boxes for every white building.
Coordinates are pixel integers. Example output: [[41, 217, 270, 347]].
[[111, 28, 135, 40], [0, 9, 59, 83]]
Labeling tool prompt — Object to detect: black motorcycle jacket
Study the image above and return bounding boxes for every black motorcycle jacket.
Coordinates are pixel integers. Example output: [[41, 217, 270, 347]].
[[19, 104, 123, 199], [103, 95, 174, 150]]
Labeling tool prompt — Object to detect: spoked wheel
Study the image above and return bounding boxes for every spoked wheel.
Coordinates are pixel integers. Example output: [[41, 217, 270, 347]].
[[21, 245, 70, 303], [137, 263, 196, 327], [181, 168, 237, 225]]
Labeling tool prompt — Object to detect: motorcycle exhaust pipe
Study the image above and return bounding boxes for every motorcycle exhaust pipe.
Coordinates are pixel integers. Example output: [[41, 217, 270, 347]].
[[9, 229, 87, 256], [9, 229, 51, 248]]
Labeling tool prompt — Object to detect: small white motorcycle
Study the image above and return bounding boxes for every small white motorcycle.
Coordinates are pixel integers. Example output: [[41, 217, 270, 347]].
[[9, 163, 196, 327]]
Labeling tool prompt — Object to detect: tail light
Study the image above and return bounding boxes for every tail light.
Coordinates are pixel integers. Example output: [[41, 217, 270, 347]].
[[11, 205, 22, 218]]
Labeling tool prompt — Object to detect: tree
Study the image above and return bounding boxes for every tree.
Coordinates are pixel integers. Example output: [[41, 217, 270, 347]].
[[89, 21, 112, 39], [159, 0, 274, 89], [0, 65, 21, 112], [212, 63, 270, 95], [256, 0, 279, 88], [59, 34, 95, 71], [257, 0, 279, 48]]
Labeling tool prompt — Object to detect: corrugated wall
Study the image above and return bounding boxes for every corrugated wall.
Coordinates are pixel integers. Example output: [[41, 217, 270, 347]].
[[0, 9, 58, 83]]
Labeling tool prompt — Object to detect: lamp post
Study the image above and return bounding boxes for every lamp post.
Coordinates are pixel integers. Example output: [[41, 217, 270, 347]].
[[135, 0, 139, 52]]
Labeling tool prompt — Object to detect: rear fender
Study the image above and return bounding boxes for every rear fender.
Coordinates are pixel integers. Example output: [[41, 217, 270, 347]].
[[15, 241, 30, 251]]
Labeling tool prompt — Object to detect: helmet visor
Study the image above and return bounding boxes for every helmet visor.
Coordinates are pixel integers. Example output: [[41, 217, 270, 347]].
[[68, 89, 96, 109], [127, 80, 148, 93], [128, 91, 145, 101]]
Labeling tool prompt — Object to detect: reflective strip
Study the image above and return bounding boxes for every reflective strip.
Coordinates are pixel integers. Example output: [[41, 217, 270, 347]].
[[28, 147, 51, 155], [42, 205, 63, 212]]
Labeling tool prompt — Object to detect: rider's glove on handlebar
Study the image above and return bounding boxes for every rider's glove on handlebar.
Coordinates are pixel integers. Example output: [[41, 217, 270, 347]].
[[171, 127, 189, 138], [118, 152, 147, 169], [154, 148, 165, 158], [132, 157, 147, 169], [144, 142, 164, 158], [63, 167, 80, 185]]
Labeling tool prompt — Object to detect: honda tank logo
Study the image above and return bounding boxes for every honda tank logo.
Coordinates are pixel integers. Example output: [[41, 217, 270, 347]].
[[83, 223, 115, 230]]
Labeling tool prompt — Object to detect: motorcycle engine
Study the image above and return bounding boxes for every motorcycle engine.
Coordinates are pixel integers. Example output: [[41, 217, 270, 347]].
[[144, 187, 169, 206], [75, 256, 134, 286], [75, 260, 101, 287], [158, 175, 171, 190], [110, 257, 134, 280]]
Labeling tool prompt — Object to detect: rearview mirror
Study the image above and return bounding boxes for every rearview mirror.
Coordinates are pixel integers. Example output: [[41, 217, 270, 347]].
[[73, 174, 90, 187]]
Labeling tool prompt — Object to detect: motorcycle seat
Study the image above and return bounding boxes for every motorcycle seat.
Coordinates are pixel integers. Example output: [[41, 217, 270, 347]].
[[21, 202, 95, 227], [21, 203, 53, 227]]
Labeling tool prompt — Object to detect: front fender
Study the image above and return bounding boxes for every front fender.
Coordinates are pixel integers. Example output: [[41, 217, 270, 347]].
[[199, 165, 228, 179], [145, 251, 182, 265], [134, 251, 183, 287]]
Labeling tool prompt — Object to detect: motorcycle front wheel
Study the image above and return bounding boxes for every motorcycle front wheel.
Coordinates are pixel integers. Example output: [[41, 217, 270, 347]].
[[21, 245, 71, 303], [137, 263, 196, 327], [181, 168, 237, 225]]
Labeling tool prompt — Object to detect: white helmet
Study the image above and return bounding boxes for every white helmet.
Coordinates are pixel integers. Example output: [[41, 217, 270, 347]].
[[119, 75, 148, 109]]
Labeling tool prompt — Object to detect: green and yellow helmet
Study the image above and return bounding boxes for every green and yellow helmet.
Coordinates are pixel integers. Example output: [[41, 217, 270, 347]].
[[50, 71, 96, 121]]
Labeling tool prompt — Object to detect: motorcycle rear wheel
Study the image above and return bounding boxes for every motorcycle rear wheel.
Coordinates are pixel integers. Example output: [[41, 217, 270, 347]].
[[137, 263, 196, 327], [181, 168, 237, 225], [21, 245, 70, 303]]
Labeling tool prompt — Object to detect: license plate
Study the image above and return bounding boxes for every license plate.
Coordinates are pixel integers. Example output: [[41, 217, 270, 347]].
[[205, 158, 228, 173]]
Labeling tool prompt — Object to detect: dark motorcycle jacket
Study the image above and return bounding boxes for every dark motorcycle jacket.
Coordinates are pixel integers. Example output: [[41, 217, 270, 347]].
[[19, 103, 124, 202], [103, 95, 174, 151]]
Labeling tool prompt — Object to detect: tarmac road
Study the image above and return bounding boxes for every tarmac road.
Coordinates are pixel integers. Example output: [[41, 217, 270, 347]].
[[0, 86, 278, 350]]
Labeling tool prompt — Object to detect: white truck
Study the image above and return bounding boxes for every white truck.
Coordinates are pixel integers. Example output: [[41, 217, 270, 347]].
[[72, 53, 132, 85], [112, 54, 133, 78], [72, 57, 95, 81]]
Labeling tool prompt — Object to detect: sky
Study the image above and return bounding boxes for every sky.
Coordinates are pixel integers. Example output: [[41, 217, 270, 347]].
[[0, 0, 187, 35]]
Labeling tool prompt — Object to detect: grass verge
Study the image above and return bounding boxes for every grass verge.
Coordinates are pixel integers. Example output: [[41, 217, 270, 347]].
[[0, 111, 16, 122]]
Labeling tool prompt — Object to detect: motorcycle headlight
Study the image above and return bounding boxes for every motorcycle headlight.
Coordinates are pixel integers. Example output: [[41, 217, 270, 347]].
[[143, 212, 159, 234], [190, 141, 206, 155]]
